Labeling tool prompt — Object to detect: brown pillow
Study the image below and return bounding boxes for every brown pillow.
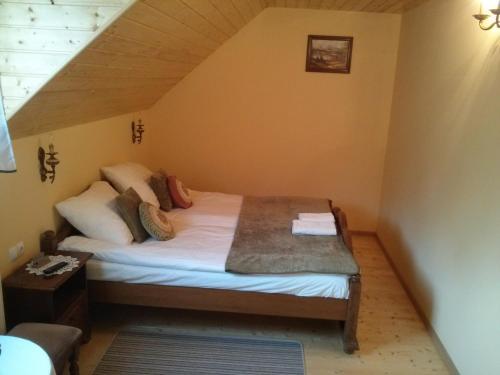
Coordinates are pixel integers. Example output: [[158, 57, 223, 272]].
[[149, 170, 173, 212], [115, 188, 149, 243]]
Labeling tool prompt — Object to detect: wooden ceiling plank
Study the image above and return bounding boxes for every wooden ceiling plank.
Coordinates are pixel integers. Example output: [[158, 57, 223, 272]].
[[359, 0, 379, 11], [0, 51, 69, 75], [308, 0, 324, 8], [180, 0, 238, 37], [350, 0, 375, 11], [76, 49, 197, 72], [68, 64, 193, 81], [0, 26, 96, 53], [372, 0, 402, 12], [43, 76, 179, 92], [318, 0, 333, 10], [88, 45, 200, 65], [141, 0, 229, 45], [384, 2, 404, 12], [90, 31, 205, 65], [125, 2, 222, 52], [0, 3, 121, 30], [3, 1, 129, 6], [295, 1, 311, 9], [339, 0, 356, 10], [0, 75, 47, 98], [107, 17, 213, 59], [245, 0, 265, 17], [64, 62, 191, 80], [400, 0, 429, 12], [337, 0, 354, 10], [209, 0, 247, 30], [230, 0, 256, 23]]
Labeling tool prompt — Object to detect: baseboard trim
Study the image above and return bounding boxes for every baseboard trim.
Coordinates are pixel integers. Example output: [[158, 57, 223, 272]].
[[372, 234, 459, 375]]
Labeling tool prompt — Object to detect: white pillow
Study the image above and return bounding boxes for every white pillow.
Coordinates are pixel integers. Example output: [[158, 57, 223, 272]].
[[56, 181, 133, 245], [101, 162, 160, 207]]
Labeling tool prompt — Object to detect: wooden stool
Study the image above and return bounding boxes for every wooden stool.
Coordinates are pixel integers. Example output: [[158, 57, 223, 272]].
[[8, 323, 82, 375]]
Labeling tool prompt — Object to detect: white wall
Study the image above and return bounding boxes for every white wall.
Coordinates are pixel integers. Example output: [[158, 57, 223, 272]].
[[378, 1, 500, 374]]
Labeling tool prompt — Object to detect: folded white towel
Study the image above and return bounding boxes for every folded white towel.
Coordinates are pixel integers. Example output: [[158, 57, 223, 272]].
[[298, 213, 335, 222], [292, 219, 337, 236]]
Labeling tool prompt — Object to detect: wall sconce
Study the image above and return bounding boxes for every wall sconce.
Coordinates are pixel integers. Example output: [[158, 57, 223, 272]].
[[38, 143, 60, 183], [473, 1, 500, 30], [132, 119, 145, 144]]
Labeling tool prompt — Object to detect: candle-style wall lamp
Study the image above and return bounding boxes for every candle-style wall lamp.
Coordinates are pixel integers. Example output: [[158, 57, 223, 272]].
[[38, 143, 60, 183], [132, 118, 145, 144], [473, 1, 500, 30]]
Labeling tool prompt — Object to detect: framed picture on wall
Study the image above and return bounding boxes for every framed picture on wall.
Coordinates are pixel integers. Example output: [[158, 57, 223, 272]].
[[306, 35, 354, 74]]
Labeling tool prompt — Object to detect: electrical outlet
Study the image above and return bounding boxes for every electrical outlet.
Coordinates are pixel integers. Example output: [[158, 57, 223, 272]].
[[8, 241, 24, 261]]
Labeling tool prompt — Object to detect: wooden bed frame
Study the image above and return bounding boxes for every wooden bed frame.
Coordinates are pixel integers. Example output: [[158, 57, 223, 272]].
[[46, 203, 361, 353]]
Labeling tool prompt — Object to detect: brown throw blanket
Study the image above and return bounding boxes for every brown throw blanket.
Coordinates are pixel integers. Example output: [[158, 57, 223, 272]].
[[225, 196, 360, 275]]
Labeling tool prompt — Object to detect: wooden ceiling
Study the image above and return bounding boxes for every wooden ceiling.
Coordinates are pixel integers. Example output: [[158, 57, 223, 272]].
[[7, 0, 429, 139], [0, 0, 133, 121]]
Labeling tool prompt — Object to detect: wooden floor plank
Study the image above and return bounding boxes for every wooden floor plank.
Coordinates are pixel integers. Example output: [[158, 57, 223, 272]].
[[78, 234, 450, 374]]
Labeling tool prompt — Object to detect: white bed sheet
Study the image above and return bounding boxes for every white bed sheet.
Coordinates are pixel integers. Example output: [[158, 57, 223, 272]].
[[59, 190, 350, 299], [86, 259, 349, 298]]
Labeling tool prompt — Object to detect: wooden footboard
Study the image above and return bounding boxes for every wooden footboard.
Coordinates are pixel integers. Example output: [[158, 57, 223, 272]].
[[88, 281, 349, 320], [47, 205, 361, 353]]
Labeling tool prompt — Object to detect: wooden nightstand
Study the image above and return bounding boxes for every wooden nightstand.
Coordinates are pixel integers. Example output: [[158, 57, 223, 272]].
[[3, 251, 93, 343]]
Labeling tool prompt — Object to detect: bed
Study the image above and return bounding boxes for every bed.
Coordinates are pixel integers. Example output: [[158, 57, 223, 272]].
[[47, 191, 361, 353]]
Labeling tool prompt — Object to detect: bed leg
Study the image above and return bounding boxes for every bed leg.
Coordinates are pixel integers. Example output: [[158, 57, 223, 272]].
[[343, 274, 361, 354]]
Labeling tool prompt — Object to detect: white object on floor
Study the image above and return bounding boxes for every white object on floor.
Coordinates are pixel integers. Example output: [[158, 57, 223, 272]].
[[298, 213, 335, 222], [292, 219, 337, 236], [0, 336, 56, 375]]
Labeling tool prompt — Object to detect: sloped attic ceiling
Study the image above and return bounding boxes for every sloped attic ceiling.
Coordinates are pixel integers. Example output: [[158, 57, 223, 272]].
[[0, 0, 134, 121], [6, 0, 429, 139]]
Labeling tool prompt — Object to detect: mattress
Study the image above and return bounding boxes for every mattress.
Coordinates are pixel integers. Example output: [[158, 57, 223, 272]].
[[59, 190, 350, 299], [86, 259, 349, 298]]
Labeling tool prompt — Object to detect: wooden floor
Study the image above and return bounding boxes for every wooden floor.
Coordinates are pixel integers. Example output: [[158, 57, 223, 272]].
[[77, 235, 450, 374]]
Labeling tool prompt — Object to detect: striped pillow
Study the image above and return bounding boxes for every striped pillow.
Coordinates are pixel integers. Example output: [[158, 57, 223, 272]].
[[139, 202, 175, 241], [167, 176, 193, 209]]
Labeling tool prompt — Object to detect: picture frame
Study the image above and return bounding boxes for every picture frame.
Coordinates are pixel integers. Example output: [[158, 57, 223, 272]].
[[306, 35, 354, 74]]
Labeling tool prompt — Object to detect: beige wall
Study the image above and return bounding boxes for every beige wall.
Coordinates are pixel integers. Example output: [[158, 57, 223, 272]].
[[378, 1, 500, 374], [148, 8, 401, 231], [0, 112, 151, 277]]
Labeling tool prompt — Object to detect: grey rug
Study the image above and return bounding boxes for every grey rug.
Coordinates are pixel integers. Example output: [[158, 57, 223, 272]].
[[93, 327, 305, 375]]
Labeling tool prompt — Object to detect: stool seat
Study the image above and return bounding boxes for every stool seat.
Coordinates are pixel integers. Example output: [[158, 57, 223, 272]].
[[9, 323, 82, 375]]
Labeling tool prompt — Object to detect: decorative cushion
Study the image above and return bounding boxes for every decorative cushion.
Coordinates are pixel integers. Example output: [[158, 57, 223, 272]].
[[149, 169, 173, 212], [116, 188, 149, 243], [101, 162, 160, 207], [167, 175, 193, 209], [139, 202, 175, 241], [55, 181, 133, 245]]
